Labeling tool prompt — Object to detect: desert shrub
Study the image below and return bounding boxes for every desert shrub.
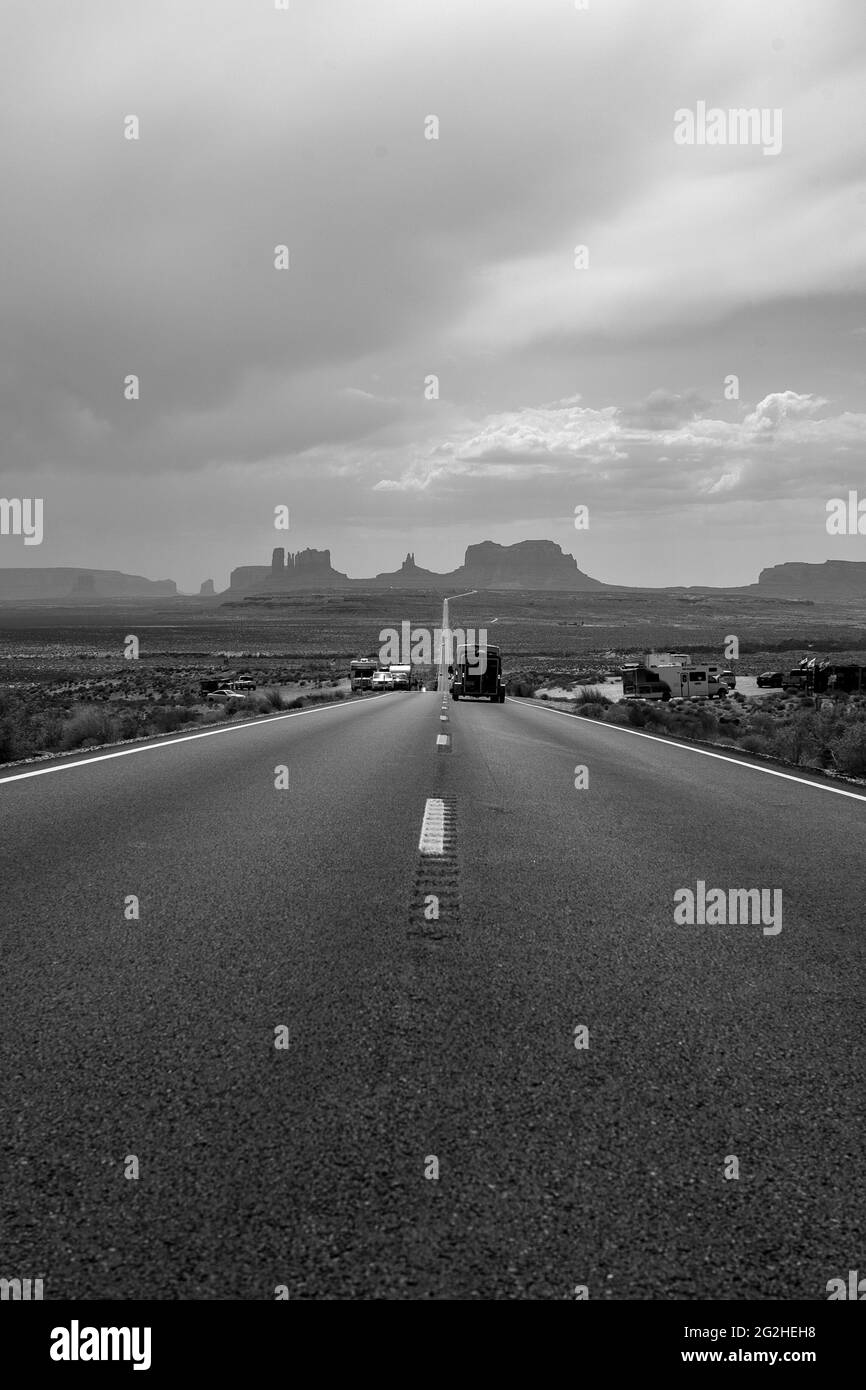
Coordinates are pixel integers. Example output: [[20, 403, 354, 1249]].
[[285, 697, 304, 710], [640, 702, 672, 729], [0, 717, 19, 763], [117, 711, 142, 739], [150, 706, 197, 733], [509, 680, 537, 697], [674, 706, 719, 739], [626, 702, 650, 727], [60, 706, 119, 751], [772, 711, 819, 765], [833, 724, 866, 776], [602, 703, 631, 725], [577, 701, 607, 719], [737, 732, 770, 755], [574, 686, 612, 706], [745, 711, 775, 737], [34, 715, 65, 750], [261, 687, 287, 711]]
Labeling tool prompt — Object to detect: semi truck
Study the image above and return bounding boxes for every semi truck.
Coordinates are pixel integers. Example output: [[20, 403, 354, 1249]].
[[449, 643, 505, 702]]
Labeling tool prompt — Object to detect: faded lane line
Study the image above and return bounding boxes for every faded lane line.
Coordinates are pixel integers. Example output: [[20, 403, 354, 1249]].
[[508, 697, 866, 805], [0, 697, 384, 786]]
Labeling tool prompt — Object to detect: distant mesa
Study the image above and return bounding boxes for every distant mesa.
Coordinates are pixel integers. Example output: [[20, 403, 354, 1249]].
[[230, 547, 348, 593], [753, 561, 866, 602], [229, 539, 607, 594], [199, 579, 216, 596], [456, 539, 605, 591], [0, 568, 177, 600]]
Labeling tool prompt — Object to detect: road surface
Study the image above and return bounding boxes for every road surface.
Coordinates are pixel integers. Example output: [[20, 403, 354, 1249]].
[[1, 692, 862, 1299]]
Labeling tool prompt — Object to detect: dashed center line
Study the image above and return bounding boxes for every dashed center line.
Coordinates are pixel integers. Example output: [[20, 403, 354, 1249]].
[[419, 797, 448, 853], [410, 796, 460, 938]]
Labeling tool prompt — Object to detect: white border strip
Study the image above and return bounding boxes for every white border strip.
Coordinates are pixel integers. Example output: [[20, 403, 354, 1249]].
[[508, 697, 866, 805], [0, 697, 372, 786]]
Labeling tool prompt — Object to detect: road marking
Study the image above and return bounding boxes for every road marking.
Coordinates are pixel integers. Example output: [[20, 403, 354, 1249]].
[[436, 733, 450, 747], [439, 714, 448, 722], [509, 697, 866, 805], [0, 697, 379, 786], [411, 795, 460, 938], [419, 797, 448, 853]]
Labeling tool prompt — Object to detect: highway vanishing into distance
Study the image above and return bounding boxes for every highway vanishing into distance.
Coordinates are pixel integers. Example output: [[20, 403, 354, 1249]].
[[2, 675, 864, 1299]]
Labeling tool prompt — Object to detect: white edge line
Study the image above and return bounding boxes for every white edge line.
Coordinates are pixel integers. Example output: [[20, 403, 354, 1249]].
[[507, 696, 866, 805], [0, 696, 376, 786]]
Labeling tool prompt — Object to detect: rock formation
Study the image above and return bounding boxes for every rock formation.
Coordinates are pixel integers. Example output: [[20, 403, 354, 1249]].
[[227, 538, 607, 593], [0, 569, 177, 600], [753, 561, 866, 602]]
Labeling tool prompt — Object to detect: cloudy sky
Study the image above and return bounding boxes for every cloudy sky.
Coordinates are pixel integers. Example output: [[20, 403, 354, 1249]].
[[2, 0, 865, 591]]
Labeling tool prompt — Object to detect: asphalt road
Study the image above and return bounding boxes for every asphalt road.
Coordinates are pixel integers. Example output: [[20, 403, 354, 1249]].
[[1, 692, 863, 1300]]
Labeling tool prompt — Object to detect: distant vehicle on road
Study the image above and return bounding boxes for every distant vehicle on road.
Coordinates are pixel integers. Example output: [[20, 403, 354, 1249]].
[[349, 658, 379, 691], [449, 644, 505, 702], [389, 664, 412, 690], [371, 669, 395, 691], [757, 670, 784, 688]]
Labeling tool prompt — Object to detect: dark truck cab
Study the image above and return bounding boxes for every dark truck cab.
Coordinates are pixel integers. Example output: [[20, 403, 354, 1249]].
[[449, 643, 505, 702]]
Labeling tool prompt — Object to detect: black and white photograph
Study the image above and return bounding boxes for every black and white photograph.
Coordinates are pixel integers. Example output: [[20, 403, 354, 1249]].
[[1, 0, 863, 1357]]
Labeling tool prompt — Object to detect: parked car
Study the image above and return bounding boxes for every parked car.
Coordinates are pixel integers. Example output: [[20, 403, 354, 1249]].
[[233, 677, 256, 691], [756, 670, 784, 688], [719, 669, 736, 689], [206, 688, 247, 704]]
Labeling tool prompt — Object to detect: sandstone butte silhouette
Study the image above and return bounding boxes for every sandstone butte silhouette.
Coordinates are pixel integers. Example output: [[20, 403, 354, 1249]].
[[2, 550, 866, 602], [228, 539, 608, 594]]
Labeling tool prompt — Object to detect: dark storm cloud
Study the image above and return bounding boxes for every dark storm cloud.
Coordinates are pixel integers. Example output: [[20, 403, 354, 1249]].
[[1, 0, 864, 587]]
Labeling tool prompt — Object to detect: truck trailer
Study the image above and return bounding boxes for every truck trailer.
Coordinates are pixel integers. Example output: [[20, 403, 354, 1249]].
[[449, 644, 505, 702]]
